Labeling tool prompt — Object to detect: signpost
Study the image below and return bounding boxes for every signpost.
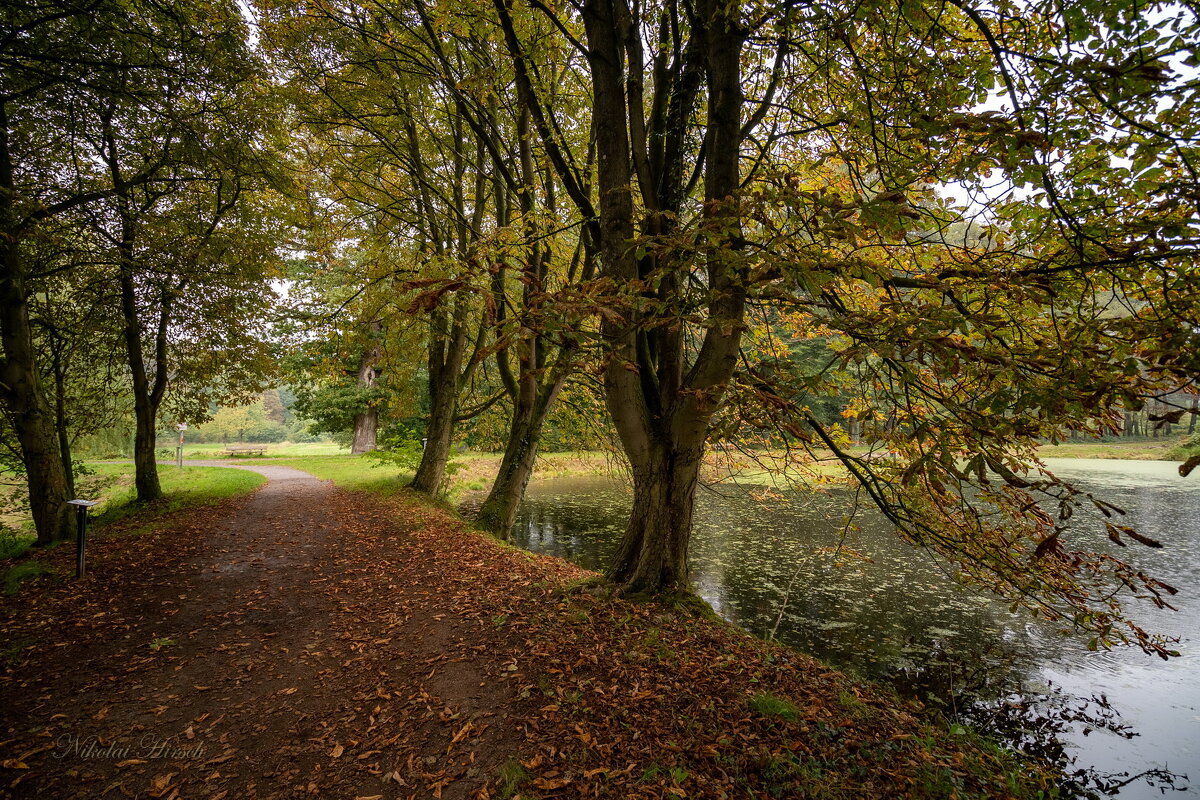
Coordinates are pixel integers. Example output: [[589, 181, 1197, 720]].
[[176, 422, 187, 468], [67, 499, 100, 579]]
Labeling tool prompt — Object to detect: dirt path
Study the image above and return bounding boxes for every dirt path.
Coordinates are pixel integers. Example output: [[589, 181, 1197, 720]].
[[2, 466, 1055, 800], [0, 467, 522, 799]]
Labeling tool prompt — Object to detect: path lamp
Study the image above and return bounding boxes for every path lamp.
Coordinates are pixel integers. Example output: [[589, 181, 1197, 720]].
[[67, 499, 100, 579]]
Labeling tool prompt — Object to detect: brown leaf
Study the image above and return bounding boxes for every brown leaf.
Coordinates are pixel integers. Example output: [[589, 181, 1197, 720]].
[[1127, 530, 1163, 548], [533, 775, 572, 791], [1033, 533, 1059, 560], [202, 749, 235, 766], [147, 772, 176, 798], [330, 744, 344, 758]]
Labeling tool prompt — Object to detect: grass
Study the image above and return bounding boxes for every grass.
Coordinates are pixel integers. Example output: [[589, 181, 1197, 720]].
[[747, 691, 802, 721], [267, 455, 415, 494], [83, 463, 266, 526], [177, 441, 349, 459], [495, 757, 530, 799], [0, 527, 35, 560], [262, 450, 622, 500], [1037, 436, 1189, 460], [3, 560, 55, 595], [0, 463, 266, 596]]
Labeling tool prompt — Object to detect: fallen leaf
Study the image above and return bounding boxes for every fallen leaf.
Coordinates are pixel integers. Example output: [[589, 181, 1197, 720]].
[[147, 772, 176, 798]]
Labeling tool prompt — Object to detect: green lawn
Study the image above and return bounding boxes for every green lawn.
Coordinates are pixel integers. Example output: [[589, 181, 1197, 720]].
[[1036, 436, 1188, 460], [0, 464, 266, 563], [85, 463, 266, 524], [269, 455, 415, 494], [178, 441, 349, 459]]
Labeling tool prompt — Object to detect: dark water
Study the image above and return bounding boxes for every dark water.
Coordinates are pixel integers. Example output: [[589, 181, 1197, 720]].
[[511, 459, 1198, 797]]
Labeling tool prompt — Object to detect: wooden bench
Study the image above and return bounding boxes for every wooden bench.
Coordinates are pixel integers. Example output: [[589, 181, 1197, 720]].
[[224, 445, 267, 457]]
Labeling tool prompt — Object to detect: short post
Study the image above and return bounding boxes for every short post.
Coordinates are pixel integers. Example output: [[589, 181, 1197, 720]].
[[67, 499, 100, 580]]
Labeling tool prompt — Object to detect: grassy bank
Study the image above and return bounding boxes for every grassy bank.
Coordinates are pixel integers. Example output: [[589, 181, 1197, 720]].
[[0, 464, 265, 593], [1037, 436, 1189, 460], [316, 476, 1062, 797], [0, 457, 1061, 798], [262, 449, 623, 501]]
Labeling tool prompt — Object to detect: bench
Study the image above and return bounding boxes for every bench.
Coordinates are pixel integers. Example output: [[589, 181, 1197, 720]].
[[224, 445, 267, 457]]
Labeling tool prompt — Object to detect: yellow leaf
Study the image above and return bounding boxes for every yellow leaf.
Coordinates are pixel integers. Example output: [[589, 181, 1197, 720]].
[[1, 759, 29, 770]]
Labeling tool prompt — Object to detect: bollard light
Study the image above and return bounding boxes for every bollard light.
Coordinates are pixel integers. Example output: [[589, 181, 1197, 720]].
[[67, 499, 100, 579]]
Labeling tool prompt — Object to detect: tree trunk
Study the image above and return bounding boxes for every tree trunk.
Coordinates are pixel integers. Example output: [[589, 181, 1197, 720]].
[[350, 335, 381, 455], [1189, 398, 1197, 435], [573, 0, 746, 595], [0, 288, 73, 544], [350, 407, 378, 455], [476, 381, 563, 537], [117, 234, 164, 502], [607, 437, 705, 593], [410, 371, 457, 493], [51, 345, 76, 499], [410, 300, 472, 495], [498, 0, 745, 594], [131, 399, 162, 501], [0, 104, 73, 545]]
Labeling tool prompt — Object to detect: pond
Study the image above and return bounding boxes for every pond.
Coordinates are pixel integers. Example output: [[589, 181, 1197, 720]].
[[510, 458, 1198, 798]]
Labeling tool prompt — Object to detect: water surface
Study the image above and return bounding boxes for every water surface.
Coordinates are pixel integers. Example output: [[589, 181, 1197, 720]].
[[512, 458, 1198, 797]]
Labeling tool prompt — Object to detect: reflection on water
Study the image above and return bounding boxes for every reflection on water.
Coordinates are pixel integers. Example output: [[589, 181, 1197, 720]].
[[511, 458, 1198, 798]]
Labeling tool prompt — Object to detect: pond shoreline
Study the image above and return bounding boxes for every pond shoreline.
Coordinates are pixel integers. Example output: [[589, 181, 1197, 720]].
[[510, 462, 1198, 798]]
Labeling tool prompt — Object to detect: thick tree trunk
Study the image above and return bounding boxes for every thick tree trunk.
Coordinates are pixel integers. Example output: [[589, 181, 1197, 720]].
[[410, 299, 472, 495], [0, 105, 73, 545], [131, 399, 162, 501], [350, 337, 381, 455], [607, 438, 704, 593], [410, 372, 457, 493], [51, 347, 76, 499], [475, 425, 538, 538], [0, 289, 73, 544], [350, 408, 378, 455], [583, 0, 745, 595], [476, 380, 563, 537]]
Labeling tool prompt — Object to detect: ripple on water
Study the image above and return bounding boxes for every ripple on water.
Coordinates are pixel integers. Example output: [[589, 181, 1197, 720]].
[[514, 467, 1199, 797]]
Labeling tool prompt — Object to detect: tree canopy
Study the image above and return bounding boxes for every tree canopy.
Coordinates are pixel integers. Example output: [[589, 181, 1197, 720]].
[[2, 0, 1198, 658]]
